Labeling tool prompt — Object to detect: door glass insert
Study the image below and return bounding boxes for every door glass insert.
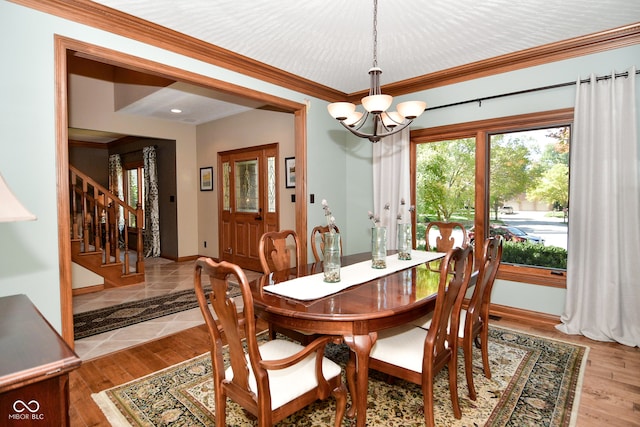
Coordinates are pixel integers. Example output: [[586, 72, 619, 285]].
[[235, 159, 259, 213], [267, 156, 276, 213], [222, 161, 230, 211]]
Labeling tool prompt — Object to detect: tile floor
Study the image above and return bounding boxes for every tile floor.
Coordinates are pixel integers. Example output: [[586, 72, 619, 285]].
[[73, 257, 262, 360]]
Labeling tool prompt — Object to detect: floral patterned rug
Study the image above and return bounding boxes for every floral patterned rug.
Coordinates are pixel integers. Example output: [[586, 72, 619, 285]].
[[93, 326, 588, 426]]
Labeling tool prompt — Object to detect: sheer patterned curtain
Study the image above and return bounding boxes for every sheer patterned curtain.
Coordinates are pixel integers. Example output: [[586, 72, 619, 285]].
[[108, 154, 125, 231], [143, 146, 161, 257], [373, 128, 410, 249], [557, 67, 640, 347]]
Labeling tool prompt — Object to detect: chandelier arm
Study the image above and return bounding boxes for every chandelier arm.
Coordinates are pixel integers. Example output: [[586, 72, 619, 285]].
[[339, 118, 413, 142]]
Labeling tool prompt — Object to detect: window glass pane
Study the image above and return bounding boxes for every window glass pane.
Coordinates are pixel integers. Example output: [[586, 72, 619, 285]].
[[415, 138, 476, 250], [489, 127, 569, 270], [222, 162, 230, 211], [267, 156, 276, 213], [126, 167, 144, 227], [235, 159, 259, 213]]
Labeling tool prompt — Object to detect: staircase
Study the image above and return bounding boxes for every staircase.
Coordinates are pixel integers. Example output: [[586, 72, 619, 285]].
[[70, 165, 145, 288]]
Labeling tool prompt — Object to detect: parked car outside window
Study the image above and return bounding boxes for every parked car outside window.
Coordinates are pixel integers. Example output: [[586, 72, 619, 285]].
[[468, 225, 544, 245], [500, 206, 514, 214]]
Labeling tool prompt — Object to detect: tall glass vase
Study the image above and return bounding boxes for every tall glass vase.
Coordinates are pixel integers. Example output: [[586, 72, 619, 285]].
[[323, 232, 341, 282], [397, 223, 412, 260], [371, 226, 387, 269]]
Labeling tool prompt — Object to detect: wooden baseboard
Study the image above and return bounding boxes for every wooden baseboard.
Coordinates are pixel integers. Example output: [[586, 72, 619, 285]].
[[72, 284, 105, 296], [489, 303, 560, 327]]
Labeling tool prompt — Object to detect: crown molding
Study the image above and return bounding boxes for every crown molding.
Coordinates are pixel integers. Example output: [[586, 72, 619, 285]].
[[352, 22, 640, 100], [10, 1, 640, 102]]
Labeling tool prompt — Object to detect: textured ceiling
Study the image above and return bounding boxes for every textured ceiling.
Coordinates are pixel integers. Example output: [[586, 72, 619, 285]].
[[91, 0, 640, 94], [73, 0, 640, 133]]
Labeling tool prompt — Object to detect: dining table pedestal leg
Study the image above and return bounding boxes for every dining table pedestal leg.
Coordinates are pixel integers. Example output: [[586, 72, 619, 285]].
[[344, 332, 377, 427]]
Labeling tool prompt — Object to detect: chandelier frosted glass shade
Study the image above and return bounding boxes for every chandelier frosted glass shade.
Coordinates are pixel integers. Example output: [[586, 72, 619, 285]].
[[397, 101, 427, 119], [362, 94, 393, 114], [327, 102, 356, 121]]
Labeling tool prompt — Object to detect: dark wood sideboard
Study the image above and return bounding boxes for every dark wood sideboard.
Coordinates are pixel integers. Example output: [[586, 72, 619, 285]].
[[0, 294, 81, 427]]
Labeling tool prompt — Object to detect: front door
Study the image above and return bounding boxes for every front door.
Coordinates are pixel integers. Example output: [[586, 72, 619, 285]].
[[218, 144, 279, 271]]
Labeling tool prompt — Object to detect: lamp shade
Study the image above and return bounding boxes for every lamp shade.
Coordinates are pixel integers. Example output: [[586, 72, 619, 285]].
[[362, 94, 393, 114], [381, 111, 405, 128], [343, 111, 363, 127], [327, 102, 356, 121], [0, 172, 36, 222], [397, 101, 426, 119]]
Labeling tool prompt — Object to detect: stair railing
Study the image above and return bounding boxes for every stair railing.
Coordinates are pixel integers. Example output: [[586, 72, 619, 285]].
[[70, 165, 144, 277]]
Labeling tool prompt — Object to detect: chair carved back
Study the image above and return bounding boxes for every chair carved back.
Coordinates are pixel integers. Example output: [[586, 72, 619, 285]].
[[311, 224, 342, 262], [259, 230, 302, 283], [427, 245, 474, 364], [193, 258, 258, 409], [425, 221, 468, 252], [465, 237, 503, 334], [459, 236, 503, 400]]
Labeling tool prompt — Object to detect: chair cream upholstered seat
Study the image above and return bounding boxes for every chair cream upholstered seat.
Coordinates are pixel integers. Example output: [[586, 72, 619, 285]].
[[225, 338, 342, 411], [193, 257, 347, 427]]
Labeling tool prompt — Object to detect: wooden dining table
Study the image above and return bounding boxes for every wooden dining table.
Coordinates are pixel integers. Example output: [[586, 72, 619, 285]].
[[251, 250, 445, 427]]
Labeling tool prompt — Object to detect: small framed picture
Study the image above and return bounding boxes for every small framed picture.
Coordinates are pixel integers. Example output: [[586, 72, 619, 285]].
[[285, 157, 295, 188], [200, 167, 213, 191]]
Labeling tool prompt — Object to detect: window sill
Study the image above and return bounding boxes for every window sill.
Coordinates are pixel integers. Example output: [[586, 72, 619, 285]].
[[497, 264, 566, 288]]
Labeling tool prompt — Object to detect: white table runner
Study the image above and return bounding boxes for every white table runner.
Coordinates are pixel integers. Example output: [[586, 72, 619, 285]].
[[263, 250, 445, 301]]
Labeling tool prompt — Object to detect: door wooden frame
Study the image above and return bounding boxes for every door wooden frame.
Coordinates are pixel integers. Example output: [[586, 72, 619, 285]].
[[54, 35, 308, 347]]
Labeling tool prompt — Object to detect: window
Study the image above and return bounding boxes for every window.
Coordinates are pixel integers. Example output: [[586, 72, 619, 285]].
[[411, 109, 573, 287], [124, 163, 144, 228], [415, 137, 475, 250], [489, 128, 569, 270]]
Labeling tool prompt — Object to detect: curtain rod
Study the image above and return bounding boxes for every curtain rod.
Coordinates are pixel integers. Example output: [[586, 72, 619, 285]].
[[425, 69, 640, 111]]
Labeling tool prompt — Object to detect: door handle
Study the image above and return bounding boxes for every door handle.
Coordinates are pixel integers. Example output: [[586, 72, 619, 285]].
[[255, 208, 263, 221]]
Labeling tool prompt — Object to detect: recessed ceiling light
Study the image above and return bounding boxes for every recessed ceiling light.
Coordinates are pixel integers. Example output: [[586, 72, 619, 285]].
[[170, 108, 183, 114]]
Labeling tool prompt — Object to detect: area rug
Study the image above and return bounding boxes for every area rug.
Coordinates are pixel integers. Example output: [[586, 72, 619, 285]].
[[73, 284, 241, 340], [92, 326, 588, 426]]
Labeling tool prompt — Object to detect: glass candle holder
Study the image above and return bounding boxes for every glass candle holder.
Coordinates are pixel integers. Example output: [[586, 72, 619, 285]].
[[397, 223, 412, 260], [323, 232, 341, 282], [371, 226, 387, 269]]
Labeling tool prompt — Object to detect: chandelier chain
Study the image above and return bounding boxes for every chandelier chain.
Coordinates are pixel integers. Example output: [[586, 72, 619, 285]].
[[372, 0, 378, 68]]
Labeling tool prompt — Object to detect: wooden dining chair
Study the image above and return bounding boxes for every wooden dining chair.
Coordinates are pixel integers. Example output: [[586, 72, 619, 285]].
[[311, 224, 342, 262], [193, 257, 347, 427], [349, 245, 474, 427], [258, 229, 314, 342], [458, 236, 503, 400], [259, 229, 303, 284], [425, 221, 468, 272]]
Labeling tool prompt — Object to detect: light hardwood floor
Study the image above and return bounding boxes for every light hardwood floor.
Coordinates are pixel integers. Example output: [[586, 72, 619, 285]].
[[68, 316, 640, 426]]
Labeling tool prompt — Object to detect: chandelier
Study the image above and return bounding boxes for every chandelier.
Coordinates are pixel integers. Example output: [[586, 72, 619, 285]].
[[327, 0, 426, 143]]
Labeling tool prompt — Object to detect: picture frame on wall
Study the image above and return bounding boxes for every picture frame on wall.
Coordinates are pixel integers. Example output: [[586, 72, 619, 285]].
[[285, 157, 295, 188], [200, 167, 213, 191]]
